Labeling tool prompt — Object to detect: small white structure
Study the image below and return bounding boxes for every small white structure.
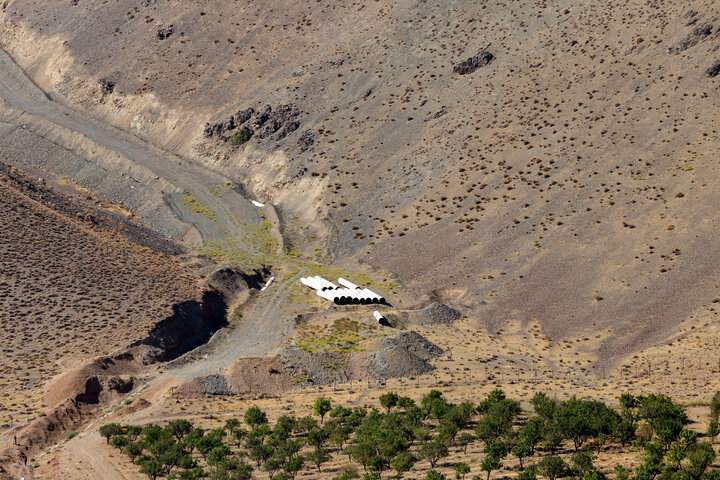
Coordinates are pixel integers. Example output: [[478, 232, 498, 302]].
[[373, 311, 386, 323], [299, 275, 385, 305], [261, 276, 275, 291]]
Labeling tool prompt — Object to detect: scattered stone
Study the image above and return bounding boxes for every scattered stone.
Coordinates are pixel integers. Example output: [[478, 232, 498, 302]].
[[156, 25, 174, 41], [670, 24, 714, 54], [453, 50, 494, 75], [99, 78, 115, 95], [706, 60, 720, 78], [297, 130, 315, 152]]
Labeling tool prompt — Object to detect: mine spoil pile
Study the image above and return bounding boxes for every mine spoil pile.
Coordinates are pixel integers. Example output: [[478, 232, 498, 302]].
[[0, 163, 198, 428]]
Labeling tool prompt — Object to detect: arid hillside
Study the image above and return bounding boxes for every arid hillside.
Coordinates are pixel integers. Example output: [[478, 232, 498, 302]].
[[0, 161, 198, 428], [2, 0, 720, 366]]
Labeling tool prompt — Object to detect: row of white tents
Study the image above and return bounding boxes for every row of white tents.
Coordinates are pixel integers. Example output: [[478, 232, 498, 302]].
[[299, 276, 386, 305]]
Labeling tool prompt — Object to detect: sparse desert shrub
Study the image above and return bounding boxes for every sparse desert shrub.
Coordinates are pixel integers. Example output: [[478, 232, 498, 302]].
[[232, 128, 253, 146]]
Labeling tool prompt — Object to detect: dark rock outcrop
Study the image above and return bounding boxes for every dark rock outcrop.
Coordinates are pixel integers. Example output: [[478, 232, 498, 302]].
[[670, 24, 715, 53], [99, 78, 115, 95], [297, 130, 315, 152], [707, 60, 720, 78], [156, 25, 174, 40], [203, 104, 300, 143], [453, 50, 494, 75]]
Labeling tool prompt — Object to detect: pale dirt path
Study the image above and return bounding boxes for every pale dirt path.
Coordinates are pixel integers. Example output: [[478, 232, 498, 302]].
[[0, 47, 261, 248]]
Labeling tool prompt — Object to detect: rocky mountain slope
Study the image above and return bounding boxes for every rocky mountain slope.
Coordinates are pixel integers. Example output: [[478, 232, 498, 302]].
[[1, 0, 720, 370]]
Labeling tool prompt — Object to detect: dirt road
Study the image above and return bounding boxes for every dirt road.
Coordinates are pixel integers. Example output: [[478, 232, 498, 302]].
[[0, 47, 263, 249]]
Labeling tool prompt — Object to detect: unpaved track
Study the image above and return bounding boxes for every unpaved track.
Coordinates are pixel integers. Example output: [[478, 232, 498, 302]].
[[169, 271, 301, 380], [0, 47, 261, 246]]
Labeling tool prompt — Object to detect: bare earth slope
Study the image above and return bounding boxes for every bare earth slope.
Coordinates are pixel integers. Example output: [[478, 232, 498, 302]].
[[0, 163, 198, 428], [2, 0, 720, 367]]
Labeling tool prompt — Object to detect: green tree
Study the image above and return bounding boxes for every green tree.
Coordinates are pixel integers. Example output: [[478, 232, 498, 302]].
[[455, 462, 471, 480], [314, 397, 333, 424], [99, 423, 123, 444], [349, 442, 376, 471], [307, 447, 331, 472], [614, 466, 631, 480], [481, 454, 501, 480], [232, 128, 252, 146], [391, 451, 415, 478], [207, 445, 232, 471], [196, 433, 223, 461], [512, 443, 531, 470], [517, 465, 538, 480], [245, 406, 269, 430], [380, 392, 400, 413], [167, 419, 193, 441], [224, 418, 241, 435], [614, 419, 636, 447], [367, 455, 389, 476], [422, 390, 451, 419], [571, 451, 596, 478], [111, 435, 130, 452], [458, 432, 475, 454], [283, 454, 305, 480], [707, 420, 718, 444], [426, 470, 447, 480], [710, 391, 720, 422], [331, 406, 353, 421], [249, 443, 274, 468], [419, 440, 449, 468], [518, 417, 544, 454], [157, 443, 186, 476], [125, 441, 144, 462], [538, 456, 568, 480], [138, 457, 163, 480], [398, 396, 416, 410], [639, 394, 687, 447]]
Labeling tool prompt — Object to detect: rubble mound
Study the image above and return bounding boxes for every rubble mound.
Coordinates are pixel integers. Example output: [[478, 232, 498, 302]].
[[279, 348, 350, 385], [363, 331, 444, 379], [407, 302, 462, 325], [225, 356, 293, 395], [202, 374, 233, 396]]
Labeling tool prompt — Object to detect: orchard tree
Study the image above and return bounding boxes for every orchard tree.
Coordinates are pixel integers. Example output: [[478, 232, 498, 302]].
[[538, 456, 568, 480], [314, 397, 332, 424], [481, 454, 501, 480], [245, 406, 269, 430], [391, 451, 415, 478], [380, 392, 400, 413], [99, 423, 122, 444], [419, 440, 449, 468], [455, 462, 471, 480]]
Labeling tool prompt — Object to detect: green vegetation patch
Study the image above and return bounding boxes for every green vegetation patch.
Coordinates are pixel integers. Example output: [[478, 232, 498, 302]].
[[296, 318, 374, 353], [181, 191, 216, 220]]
